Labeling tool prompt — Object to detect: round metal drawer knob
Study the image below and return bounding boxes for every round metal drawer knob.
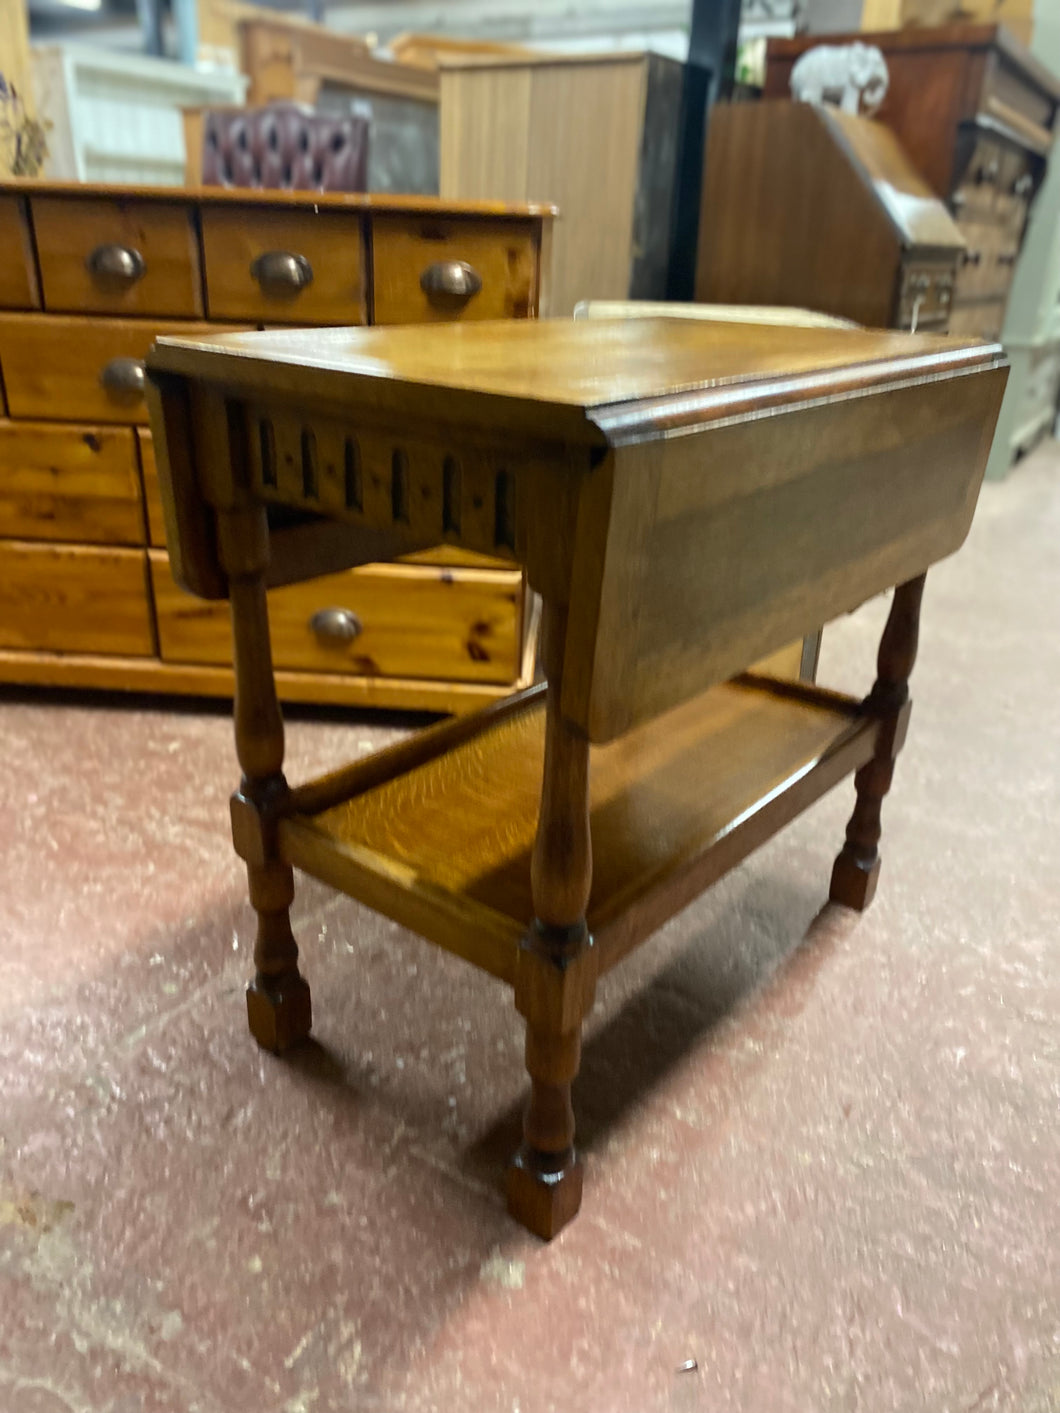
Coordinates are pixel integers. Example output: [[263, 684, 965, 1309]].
[[100, 357, 146, 396], [87, 243, 146, 285], [251, 250, 314, 295], [420, 260, 483, 301], [309, 607, 362, 643]]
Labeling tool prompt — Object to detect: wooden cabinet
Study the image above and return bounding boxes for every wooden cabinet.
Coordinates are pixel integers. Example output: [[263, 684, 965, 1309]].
[[0, 183, 553, 712], [697, 102, 966, 332], [440, 51, 683, 317], [765, 25, 1060, 341]]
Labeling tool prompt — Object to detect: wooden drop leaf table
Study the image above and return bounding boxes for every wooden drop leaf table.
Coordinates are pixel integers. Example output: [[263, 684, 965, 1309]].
[[145, 318, 1006, 1239]]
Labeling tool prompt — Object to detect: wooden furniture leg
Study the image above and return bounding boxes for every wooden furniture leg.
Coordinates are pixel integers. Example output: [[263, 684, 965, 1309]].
[[507, 604, 597, 1239], [830, 573, 927, 911], [218, 506, 311, 1052]]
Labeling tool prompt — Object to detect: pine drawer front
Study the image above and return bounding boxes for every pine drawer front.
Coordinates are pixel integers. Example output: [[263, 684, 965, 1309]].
[[31, 196, 203, 318], [0, 540, 153, 655], [0, 317, 238, 425], [0, 422, 144, 544], [372, 216, 539, 324], [201, 206, 368, 323], [137, 429, 166, 547], [151, 554, 524, 684], [0, 197, 39, 310]]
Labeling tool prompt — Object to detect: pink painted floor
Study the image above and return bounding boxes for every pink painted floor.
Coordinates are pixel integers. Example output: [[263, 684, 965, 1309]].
[[1, 442, 1058, 1413]]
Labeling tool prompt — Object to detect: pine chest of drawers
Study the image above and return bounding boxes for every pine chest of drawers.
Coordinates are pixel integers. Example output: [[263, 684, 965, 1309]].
[[0, 183, 553, 713]]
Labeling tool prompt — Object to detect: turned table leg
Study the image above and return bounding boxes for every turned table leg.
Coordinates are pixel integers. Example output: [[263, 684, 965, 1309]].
[[507, 604, 597, 1239], [218, 507, 311, 1053], [831, 573, 926, 912]]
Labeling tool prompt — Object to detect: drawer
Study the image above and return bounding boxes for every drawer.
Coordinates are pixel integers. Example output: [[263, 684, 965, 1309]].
[[0, 540, 153, 655], [201, 206, 367, 324], [0, 316, 241, 425], [897, 262, 957, 330], [371, 216, 538, 324], [954, 224, 1017, 303], [0, 421, 144, 544], [992, 148, 1034, 230], [952, 135, 1004, 221], [137, 429, 166, 548], [32, 196, 203, 317], [151, 553, 524, 685], [0, 196, 39, 310], [946, 299, 1007, 341]]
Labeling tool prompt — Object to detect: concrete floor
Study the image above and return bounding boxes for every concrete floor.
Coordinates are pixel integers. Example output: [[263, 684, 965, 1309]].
[[1, 441, 1058, 1413]]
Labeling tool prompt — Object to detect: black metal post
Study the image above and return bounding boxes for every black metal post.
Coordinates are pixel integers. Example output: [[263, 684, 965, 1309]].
[[665, 0, 743, 299]]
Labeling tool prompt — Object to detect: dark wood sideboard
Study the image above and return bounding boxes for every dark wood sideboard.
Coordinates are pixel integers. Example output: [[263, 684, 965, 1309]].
[[765, 24, 1060, 341]]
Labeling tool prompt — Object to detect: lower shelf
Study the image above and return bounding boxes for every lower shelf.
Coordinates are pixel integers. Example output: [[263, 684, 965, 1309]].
[[279, 675, 879, 984], [0, 647, 526, 715]]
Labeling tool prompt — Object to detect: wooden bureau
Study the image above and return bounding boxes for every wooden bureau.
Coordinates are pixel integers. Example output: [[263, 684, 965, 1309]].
[[0, 183, 552, 712], [766, 24, 1060, 341], [697, 102, 967, 332]]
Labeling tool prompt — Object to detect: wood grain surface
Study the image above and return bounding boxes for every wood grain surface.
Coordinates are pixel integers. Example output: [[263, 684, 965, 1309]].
[[32, 196, 203, 318], [0, 539, 153, 655], [151, 552, 524, 683], [0, 315, 244, 425], [371, 215, 539, 323], [201, 205, 367, 324], [281, 678, 868, 967], [0, 421, 144, 544], [0, 196, 39, 310], [147, 317, 1005, 447]]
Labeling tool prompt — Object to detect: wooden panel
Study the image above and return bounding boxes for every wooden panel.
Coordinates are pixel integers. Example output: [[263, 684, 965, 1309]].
[[566, 364, 1007, 740], [281, 677, 869, 969], [0, 420, 144, 544], [0, 540, 153, 655], [201, 205, 367, 324], [32, 196, 203, 317], [0, 316, 242, 425], [440, 57, 645, 317], [0, 645, 521, 712], [137, 428, 166, 547], [0, 196, 38, 310], [696, 103, 902, 328], [151, 552, 524, 683], [440, 66, 533, 203], [371, 215, 539, 324]]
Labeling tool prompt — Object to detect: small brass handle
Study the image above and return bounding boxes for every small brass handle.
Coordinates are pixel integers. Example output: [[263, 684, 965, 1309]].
[[309, 607, 362, 643], [100, 357, 146, 396], [998, 251, 1017, 266], [250, 250, 314, 295], [963, 249, 983, 267], [86, 243, 146, 285], [419, 260, 483, 302], [1014, 172, 1033, 197]]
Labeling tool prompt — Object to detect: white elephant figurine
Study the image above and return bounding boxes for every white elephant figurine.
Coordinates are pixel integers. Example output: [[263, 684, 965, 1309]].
[[790, 42, 890, 116]]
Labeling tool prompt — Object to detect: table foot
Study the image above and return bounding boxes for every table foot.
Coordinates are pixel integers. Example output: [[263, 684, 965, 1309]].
[[246, 970, 312, 1053], [506, 1145, 584, 1240], [829, 849, 881, 911]]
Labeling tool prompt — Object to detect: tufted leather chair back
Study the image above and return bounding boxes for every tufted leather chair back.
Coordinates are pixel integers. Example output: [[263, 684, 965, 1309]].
[[201, 103, 370, 192]]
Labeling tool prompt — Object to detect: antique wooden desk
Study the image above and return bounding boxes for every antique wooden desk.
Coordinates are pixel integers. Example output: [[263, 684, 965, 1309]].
[[146, 318, 1006, 1239]]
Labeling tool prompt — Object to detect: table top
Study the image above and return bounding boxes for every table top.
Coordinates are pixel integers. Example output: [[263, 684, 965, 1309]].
[[149, 317, 1004, 445]]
